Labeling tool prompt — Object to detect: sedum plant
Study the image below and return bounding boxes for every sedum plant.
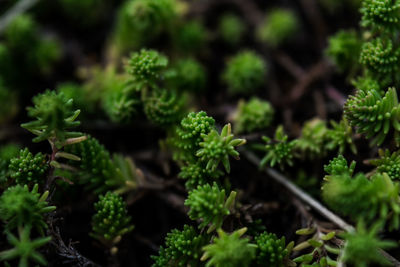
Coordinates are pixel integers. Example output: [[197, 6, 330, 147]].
[[0, 184, 55, 233], [184, 182, 236, 232], [326, 117, 357, 154], [344, 87, 400, 146], [90, 192, 134, 251], [175, 20, 208, 53], [222, 51, 267, 95], [233, 97, 274, 134], [260, 126, 296, 170], [21, 90, 83, 148], [370, 149, 400, 180], [196, 123, 246, 173], [325, 29, 361, 74], [151, 224, 210, 267], [201, 228, 256, 267], [256, 9, 299, 48], [295, 118, 329, 159], [8, 148, 48, 185], [178, 162, 223, 190], [341, 221, 397, 267], [254, 231, 289, 266], [0, 226, 51, 267], [360, 0, 400, 31], [218, 13, 246, 46], [169, 58, 207, 93]]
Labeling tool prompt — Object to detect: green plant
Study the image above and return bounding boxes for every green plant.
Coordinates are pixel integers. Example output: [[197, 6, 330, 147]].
[[0, 184, 55, 233], [201, 228, 256, 267], [196, 123, 246, 173], [326, 117, 357, 154], [256, 9, 299, 47], [341, 221, 397, 267], [233, 97, 274, 134], [325, 29, 361, 74], [0, 226, 51, 267], [295, 118, 329, 159], [218, 14, 245, 46], [343, 87, 400, 146], [127, 49, 168, 91], [151, 225, 210, 267], [185, 182, 236, 232], [322, 156, 400, 229], [222, 51, 267, 95], [179, 162, 224, 190], [8, 148, 48, 185], [260, 126, 296, 170], [21, 90, 82, 148], [254, 231, 288, 266], [169, 58, 207, 93], [0, 144, 20, 185], [143, 88, 186, 126], [360, 0, 400, 31], [370, 149, 400, 180], [90, 192, 134, 249], [175, 20, 207, 53]]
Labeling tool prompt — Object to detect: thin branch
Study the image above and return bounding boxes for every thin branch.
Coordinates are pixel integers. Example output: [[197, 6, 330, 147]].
[[0, 0, 39, 34], [242, 150, 354, 231], [242, 150, 400, 266]]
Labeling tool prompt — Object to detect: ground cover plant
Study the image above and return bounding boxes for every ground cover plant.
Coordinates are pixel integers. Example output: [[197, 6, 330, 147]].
[[2, 0, 400, 266]]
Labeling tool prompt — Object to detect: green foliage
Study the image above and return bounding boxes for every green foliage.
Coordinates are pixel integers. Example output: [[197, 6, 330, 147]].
[[0, 226, 51, 267], [325, 29, 361, 73], [143, 88, 186, 126], [174, 111, 216, 161], [360, 0, 400, 31], [295, 118, 329, 159], [127, 49, 169, 91], [21, 90, 82, 147], [352, 74, 382, 93], [256, 9, 299, 47], [370, 149, 400, 180], [179, 162, 223, 190], [322, 158, 400, 229], [0, 184, 55, 233], [65, 135, 138, 194], [5, 14, 61, 74], [254, 231, 288, 266], [222, 51, 267, 95], [151, 225, 210, 267], [260, 126, 296, 170], [360, 37, 400, 79], [175, 20, 207, 53], [184, 183, 236, 231], [112, 0, 179, 53], [0, 144, 21, 186], [343, 87, 400, 146], [326, 117, 357, 154], [342, 221, 397, 267], [196, 123, 246, 173], [233, 97, 274, 134], [218, 14, 245, 46], [91, 192, 134, 244], [201, 228, 256, 267], [170, 58, 207, 93], [324, 155, 356, 177], [9, 148, 48, 185]]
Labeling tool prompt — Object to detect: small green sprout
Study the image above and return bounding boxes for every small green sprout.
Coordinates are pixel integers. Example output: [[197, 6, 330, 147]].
[[196, 123, 246, 173], [326, 117, 357, 154], [342, 221, 397, 267], [256, 9, 299, 47], [175, 20, 208, 53], [0, 226, 51, 267], [222, 51, 267, 95], [370, 149, 400, 180], [295, 118, 329, 159], [170, 58, 207, 93], [233, 97, 274, 134], [360, 0, 400, 31], [151, 225, 210, 267], [0, 184, 56, 233], [254, 231, 288, 266], [218, 14, 246, 46], [9, 148, 48, 185], [201, 228, 256, 267], [90, 192, 134, 250], [179, 162, 223, 190], [260, 126, 296, 170], [185, 182, 236, 232]]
